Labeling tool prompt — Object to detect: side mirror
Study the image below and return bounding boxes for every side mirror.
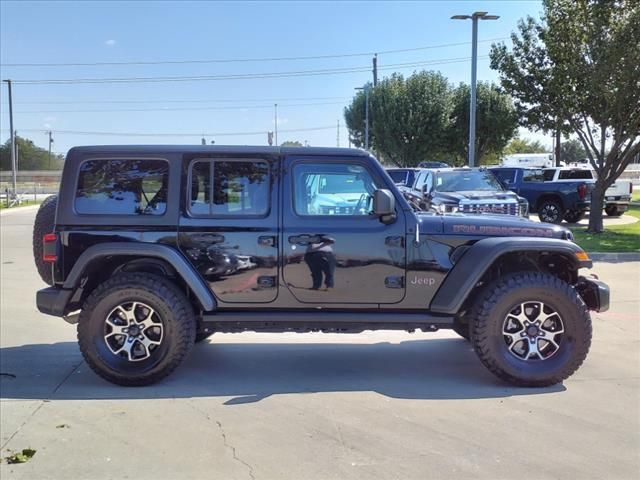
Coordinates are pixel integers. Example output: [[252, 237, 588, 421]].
[[373, 189, 396, 224]]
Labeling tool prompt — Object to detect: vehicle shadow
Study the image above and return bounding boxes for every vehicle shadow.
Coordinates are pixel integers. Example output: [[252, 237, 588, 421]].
[[0, 338, 564, 403]]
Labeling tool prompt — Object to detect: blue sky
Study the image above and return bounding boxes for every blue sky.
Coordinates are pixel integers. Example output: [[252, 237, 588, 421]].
[[0, 0, 549, 155]]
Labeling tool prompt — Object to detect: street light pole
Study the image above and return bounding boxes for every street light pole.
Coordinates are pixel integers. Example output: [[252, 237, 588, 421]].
[[452, 11, 499, 167], [3, 79, 17, 197], [274, 103, 278, 146]]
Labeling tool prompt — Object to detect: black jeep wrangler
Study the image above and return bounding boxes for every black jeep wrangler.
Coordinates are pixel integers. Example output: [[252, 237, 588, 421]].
[[35, 146, 608, 387]]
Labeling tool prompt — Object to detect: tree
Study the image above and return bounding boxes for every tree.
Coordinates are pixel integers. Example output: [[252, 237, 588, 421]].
[[504, 137, 548, 154], [446, 82, 519, 165], [344, 72, 451, 166], [490, 0, 640, 232], [560, 138, 587, 164], [0, 136, 64, 171], [280, 140, 304, 147]]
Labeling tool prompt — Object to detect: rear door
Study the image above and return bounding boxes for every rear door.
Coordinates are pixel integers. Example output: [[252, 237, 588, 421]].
[[281, 155, 406, 305], [178, 155, 279, 304]]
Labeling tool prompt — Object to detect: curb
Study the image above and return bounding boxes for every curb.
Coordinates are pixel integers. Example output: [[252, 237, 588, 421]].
[[589, 252, 640, 262], [0, 204, 41, 217]]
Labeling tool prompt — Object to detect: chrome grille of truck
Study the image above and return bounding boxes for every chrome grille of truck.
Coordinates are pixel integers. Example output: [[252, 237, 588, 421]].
[[460, 203, 519, 216]]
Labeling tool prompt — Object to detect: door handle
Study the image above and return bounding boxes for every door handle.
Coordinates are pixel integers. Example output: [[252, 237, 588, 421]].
[[288, 234, 321, 246], [191, 233, 225, 244]]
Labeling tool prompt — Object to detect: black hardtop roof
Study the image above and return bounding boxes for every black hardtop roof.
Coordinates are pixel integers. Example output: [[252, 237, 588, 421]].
[[67, 145, 370, 158]]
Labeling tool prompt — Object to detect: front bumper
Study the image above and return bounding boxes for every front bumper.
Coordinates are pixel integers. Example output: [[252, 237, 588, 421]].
[[576, 276, 610, 312], [36, 287, 73, 317]]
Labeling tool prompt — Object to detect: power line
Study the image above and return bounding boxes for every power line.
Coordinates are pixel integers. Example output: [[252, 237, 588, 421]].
[[0, 125, 336, 137], [6, 56, 490, 85], [3, 96, 352, 105], [1, 38, 505, 68], [13, 100, 348, 114]]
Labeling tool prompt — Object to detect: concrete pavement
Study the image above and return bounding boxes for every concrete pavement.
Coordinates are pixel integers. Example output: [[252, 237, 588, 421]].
[[1, 208, 639, 479]]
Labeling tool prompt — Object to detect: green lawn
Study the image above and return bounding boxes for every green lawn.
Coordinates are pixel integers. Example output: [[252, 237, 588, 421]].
[[632, 190, 640, 202], [0, 199, 42, 210], [570, 206, 640, 252]]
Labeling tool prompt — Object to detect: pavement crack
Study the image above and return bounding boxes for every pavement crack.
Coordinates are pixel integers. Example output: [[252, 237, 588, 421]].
[[188, 403, 255, 480], [216, 420, 256, 480], [0, 401, 45, 451]]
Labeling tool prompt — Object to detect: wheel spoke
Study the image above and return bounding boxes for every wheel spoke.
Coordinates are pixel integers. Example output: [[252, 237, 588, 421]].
[[105, 317, 126, 332], [526, 338, 542, 360]]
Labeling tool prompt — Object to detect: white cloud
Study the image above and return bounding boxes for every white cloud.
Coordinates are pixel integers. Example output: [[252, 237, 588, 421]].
[[105, 39, 116, 47]]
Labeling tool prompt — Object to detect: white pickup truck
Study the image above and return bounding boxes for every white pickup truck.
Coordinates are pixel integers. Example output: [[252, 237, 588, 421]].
[[543, 167, 633, 217]]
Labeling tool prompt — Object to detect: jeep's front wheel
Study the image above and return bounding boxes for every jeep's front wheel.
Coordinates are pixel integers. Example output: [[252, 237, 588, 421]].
[[78, 273, 196, 386], [471, 272, 592, 387]]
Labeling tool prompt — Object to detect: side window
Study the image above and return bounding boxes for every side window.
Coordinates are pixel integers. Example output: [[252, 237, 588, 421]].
[[523, 169, 546, 182], [188, 159, 269, 216], [424, 172, 433, 192], [493, 169, 516, 184], [414, 172, 426, 191], [294, 163, 379, 216], [75, 159, 168, 215], [543, 169, 556, 181]]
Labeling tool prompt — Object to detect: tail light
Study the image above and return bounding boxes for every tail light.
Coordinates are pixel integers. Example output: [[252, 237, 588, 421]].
[[577, 183, 588, 200], [43, 233, 58, 263]]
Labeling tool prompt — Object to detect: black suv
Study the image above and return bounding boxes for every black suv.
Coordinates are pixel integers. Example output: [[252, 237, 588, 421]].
[[35, 145, 608, 387]]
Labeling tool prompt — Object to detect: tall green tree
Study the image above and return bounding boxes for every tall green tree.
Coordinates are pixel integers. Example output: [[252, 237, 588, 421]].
[[0, 136, 64, 171], [490, 0, 640, 232], [504, 137, 548, 154], [344, 72, 451, 166], [280, 140, 304, 147], [446, 82, 518, 165], [560, 138, 588, 164]]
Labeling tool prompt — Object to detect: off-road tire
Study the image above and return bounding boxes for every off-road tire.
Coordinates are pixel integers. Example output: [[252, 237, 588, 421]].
[[32, 194, 58, 285], [537, 199, 564, 224], [563, 210, 585, 224], [605, 205, 623, 217], [470, 272, 592, 387], [78, 273, 196, 386]]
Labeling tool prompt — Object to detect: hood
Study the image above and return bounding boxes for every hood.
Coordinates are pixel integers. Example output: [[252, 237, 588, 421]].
[[434, 190, 519, 203], [416, 211, 570, 240]]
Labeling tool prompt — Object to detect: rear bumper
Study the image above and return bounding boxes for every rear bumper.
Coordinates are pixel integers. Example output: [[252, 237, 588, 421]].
[[36, 287, 73, 317], [576, 276, 610, 313]]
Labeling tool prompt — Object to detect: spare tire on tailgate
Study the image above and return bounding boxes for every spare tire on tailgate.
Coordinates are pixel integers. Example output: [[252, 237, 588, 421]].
[[33, 195, 58, 285]]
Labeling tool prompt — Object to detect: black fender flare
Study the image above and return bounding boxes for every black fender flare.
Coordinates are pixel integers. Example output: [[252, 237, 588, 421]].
[[63, 242, 217, 311], [429, 237, 591, 314]]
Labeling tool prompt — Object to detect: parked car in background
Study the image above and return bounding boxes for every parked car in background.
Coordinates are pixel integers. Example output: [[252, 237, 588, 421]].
[[417, 161, 450, 169], [386, 167, 419, 187], [491, 167, 592, 224], [400, 168, 529, 217], [542, 167, 633, 217]]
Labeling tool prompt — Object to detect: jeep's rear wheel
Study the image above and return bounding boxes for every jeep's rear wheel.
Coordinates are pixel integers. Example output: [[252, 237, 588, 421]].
[[78, 273, 196, 386], [471, 272, 591, 387], [538, 199, 563, 224], [32, 195, 58, 285]]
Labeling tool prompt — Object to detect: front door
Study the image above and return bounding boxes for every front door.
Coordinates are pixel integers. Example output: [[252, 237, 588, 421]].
[[178, 156, 279, 304], [282, 156, 406, 304]]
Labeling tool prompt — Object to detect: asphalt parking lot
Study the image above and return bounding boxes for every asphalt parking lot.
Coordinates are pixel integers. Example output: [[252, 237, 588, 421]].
[[1, 207, 639, 480]]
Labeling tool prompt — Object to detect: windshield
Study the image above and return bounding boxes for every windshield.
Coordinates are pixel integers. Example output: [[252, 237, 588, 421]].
[[434, 170, 504, 192]]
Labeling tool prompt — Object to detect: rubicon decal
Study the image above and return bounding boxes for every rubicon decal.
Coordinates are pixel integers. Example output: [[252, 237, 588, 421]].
[[452, 225, 554, 237]]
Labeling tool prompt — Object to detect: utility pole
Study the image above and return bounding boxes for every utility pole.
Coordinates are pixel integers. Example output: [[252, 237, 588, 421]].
[[46, 130, 54, 168], [3, 79, 17, 197], [372, 54, 378, 86], [274, 103, 278, 146], [452, 11, 500, 167], [555, 129, 561, 167], [337, 119, 340, 147]]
